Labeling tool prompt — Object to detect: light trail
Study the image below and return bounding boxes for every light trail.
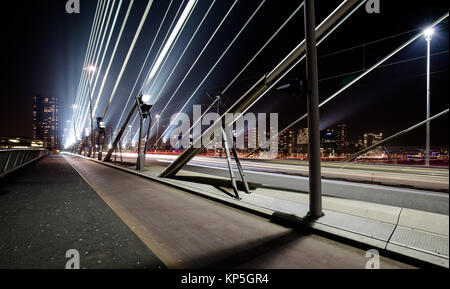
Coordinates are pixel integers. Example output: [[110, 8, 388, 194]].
[[247, 12, 450, 156], [70, 0, 102, 143], [101, 0, 155, 119], [87, 0, 120, 112], [132, 0, 218, 147], [171, 0, 368, 160], [118, 0, 192, 144], [142, 0, 199, 99], [125, 0, 219, 144], [73, 0, 108, 138], [79, 0, 135, 135], [166, 1, 306, 149], [115, 0, 189, 140], [77, 0, 125, 139], [148, 0, 197, 81], [157, 0, 267, 145], [75, 0, 111, 135], [72, 0, 104, 131], [145, 0, 239, 142], [114, 0, 175, 135], [144, 0, 217, 108], [75, 0, 113, 135], [72, 1, 100, 124]]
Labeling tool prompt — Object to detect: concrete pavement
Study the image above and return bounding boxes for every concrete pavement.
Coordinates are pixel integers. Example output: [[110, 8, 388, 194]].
[[0, 155, 165, 269], [68, 152, 447, 267], [64, 155, 413, 269]]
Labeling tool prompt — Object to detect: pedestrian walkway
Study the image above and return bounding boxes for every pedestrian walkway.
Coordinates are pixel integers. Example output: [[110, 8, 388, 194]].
[[69, 153, 448, 268], [0, 155, 165, 269], [64, 155, 412, 269]]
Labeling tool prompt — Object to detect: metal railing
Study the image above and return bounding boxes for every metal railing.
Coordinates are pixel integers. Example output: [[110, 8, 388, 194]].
[[0, 149, 48, 177]]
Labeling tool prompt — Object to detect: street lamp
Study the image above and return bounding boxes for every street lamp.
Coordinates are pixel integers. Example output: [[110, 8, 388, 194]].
[[424, 27, 434, 166], [84, 65, 96, 158], [155, 114, 161, 150], [136, 93, 154, 171], [71, 104, 79, 152], [97, 117, 106, 160]]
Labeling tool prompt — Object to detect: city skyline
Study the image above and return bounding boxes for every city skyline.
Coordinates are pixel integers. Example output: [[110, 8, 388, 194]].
[[0, 0, 448, 273], [0, 0, 448, 149]]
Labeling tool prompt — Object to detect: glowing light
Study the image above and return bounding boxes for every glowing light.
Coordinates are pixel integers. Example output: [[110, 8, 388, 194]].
[[85, 65, 97, 72], [148, 0, 196, 80], [424, 27, 434, 40], [141, 94, 152, 104]]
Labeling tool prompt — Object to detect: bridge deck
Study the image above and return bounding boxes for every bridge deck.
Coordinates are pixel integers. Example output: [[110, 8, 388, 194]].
[[1, 155, 415, 268], [0, 155, 165, 269], [63, 155, 412, 269]]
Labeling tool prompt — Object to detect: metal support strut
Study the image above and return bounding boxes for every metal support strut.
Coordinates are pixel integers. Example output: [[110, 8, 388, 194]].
[[103, 102, 138, 162], [220, 126, 251, 200]]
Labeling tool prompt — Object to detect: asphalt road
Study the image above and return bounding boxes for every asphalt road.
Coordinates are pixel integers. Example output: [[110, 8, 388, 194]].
[[113, 153, 449, 215], [0, 155, 165, 269], [64, 155, 413, 269]]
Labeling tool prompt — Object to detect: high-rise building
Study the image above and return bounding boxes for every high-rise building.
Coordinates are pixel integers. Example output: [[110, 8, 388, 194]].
[[33, 95, 59, 149], [279, 128, 295, 155], [363, 132, 382, 148], [337, 124, 348, 148], [297, 128, 308, 145], [296, 128, 309, 153], [321, 129, 338, 153], [242, 126, 257, 152]]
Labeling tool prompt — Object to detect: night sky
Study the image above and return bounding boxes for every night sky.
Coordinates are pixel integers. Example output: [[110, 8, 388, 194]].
[[1, 0, 448, 148]]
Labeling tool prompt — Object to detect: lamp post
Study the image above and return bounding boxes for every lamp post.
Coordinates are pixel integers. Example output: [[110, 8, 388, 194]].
[[97, 117, 106, 161], [304, 0, 323, 219], [424, 27, 434, 166], [71, 104, 78, 152], [155, 114, 160, 150], [136, 94, 153, 171], [84, 65, 96, 158]]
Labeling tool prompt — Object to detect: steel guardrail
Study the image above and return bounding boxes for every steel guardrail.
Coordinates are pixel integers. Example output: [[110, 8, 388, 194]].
[[0, 149, 48, 177]]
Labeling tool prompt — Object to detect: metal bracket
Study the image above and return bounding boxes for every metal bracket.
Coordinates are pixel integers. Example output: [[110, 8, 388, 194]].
[[221, 126, 251, 199]]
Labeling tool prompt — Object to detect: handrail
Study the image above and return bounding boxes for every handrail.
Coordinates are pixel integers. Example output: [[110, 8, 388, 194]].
[[0, 149, 48, 177]]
